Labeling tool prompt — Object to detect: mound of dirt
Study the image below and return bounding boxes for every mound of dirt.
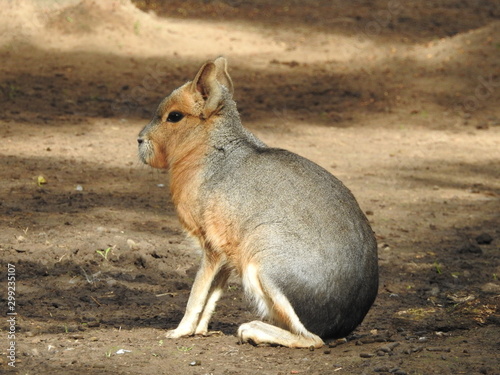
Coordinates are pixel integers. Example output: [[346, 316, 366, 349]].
[[45, 0, 138, 34]]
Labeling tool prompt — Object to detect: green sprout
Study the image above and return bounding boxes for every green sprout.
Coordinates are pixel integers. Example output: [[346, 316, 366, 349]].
[[433, 261, 442, 274], [96, 247, 112, 261]]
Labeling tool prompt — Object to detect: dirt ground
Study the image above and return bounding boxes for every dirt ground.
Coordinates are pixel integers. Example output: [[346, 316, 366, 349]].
[[0, 1, 499, 374]]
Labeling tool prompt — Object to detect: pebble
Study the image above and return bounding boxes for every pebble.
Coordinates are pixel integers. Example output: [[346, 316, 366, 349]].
[[476, 233, 493, 244], [403, 346, 423, 354], [458, 243, 482, 254], [427, 347, 451, 352], [360, 352, 374, 358], [379, 342, 400, 352], [356, 338, 375, 345], [374, 366, 390, 372], [328, 338, 347, 348], [127, 239, 139, 250], [189, 360, 201, 366], [481, 283, 500, 294]]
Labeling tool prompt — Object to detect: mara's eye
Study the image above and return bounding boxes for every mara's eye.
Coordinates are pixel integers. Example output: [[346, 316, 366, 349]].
[[166, 111, 184, 123]]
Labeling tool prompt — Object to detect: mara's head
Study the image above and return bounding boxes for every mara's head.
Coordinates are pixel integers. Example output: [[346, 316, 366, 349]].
[[137, 57, 234, 169]]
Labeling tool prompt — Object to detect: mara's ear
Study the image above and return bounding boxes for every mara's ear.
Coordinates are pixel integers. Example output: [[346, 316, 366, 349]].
[[190, 57, 233, 118], [213, 57, 234, 95]]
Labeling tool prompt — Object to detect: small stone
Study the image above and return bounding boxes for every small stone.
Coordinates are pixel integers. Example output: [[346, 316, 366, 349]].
[[379, 342, 400, 352], [360, 352, 374, 358], [481, 283, 500, 294], [374, 366, 390, 372], [476, 233, 493, 245], [323, 349, 331, 354], [189, 360, 201, 366], [426, 347, 451, 352], [430, 287, 440, 296], [329, 337, 347, 348], [458, 243, 482, 254], [486, 314, 500, 325], [127, 239, 139, 250], [360, 338, 375, 344]]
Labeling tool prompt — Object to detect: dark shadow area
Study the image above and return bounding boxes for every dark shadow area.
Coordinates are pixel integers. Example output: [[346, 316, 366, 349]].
[[0, 254, 245, 335], [133, 0, 499, 42], [398, 159, 500, 194], [1, 39, 499, 131], [0, 154, 175, 228]]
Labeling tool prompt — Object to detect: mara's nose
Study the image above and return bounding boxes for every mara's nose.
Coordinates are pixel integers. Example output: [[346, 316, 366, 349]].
[[137, 138, 144, 145]]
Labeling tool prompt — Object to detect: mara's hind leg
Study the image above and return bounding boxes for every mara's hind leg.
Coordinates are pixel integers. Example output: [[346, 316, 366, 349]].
[[238, 263, 324, 348], [238, 321, 323, 348]]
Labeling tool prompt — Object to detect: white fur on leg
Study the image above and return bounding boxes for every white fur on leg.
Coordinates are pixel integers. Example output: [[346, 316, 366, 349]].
[[242, 263, 313, 336], [194, 287, 223, 335], [239, 263, 324, 348], [194, 265, 231, 335], [238, 321, 324, 348], [166, 255, 224, 338]]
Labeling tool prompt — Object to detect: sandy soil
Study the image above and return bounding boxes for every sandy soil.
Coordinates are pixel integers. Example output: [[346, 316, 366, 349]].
[[0, 1, 499, 374]]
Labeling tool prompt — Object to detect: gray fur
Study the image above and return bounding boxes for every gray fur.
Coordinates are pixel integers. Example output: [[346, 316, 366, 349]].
[[202, 107, 378, 338]]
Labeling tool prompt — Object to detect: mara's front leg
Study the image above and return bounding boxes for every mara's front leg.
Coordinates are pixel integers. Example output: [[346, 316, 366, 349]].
[[193, 264, 231, 335], [166, 253, 225, 338]]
